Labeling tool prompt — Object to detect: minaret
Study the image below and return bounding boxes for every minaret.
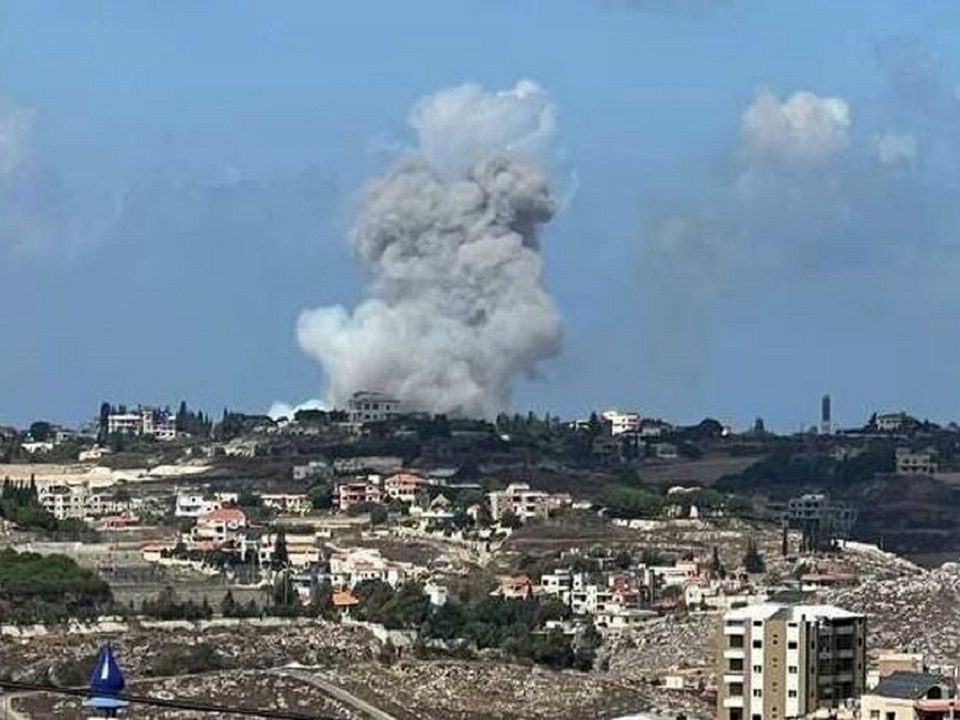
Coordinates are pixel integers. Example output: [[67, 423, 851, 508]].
[[821, 394, 832, 435], [83, 644, 128, 718]]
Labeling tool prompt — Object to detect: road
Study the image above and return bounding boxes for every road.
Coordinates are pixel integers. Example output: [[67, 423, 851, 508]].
[[277, 669, 400, 720]]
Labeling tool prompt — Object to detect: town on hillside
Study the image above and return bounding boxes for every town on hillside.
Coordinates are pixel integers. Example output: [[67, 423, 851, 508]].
[[3, 393, 960, 718]]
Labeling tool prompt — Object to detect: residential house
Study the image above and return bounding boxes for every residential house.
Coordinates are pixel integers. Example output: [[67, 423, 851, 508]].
[[327, 548, 410, 588], [860, 671, 953, 720], [384, 472, 430, 505], [488, 482, 571, 523], [491, 575, 534, 600], [601, 410, 641, 436], [336, 478, 382, 511], [896, 447, 939, 476], [260, 493, 311, 516], [258, 531, 323, 568], [191, 507, 246, 545]]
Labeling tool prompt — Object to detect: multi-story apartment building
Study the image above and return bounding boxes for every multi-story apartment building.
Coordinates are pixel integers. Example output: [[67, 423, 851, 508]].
[[336, 478, 382, 511], [717, 603, 866, 720], [38, 482, 104, 521], [601, 409, 641, 436], [895, 447, 938, 476], [106, 406, 177, 440], [346, 391, 400, 427], [383, 472, 430, 505], [488, 482, 571, 522]]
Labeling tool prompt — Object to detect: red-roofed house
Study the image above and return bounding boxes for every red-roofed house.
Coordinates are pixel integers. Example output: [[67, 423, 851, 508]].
[[192, 507, 246, 545], [331, 589, 360, 618], [384, 472, 430, 505]]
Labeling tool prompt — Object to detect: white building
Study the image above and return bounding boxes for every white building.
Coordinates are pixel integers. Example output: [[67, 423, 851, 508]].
[[424, 582, 449, 607], [191, 507, 246, 545], [347, 391, 401, 427], [601, 410, 641, 436], [328, 548, 411, 588], [38, 482, 104, 521], [258, 531, 323, 568], [175, 492, 223, 518], [260, 493, 311, 516], [488, 482, 571, 523], [292, 460, 329, 481], [875, 411, 908, 433], [106, 406, 177, 441], [896, 447, 938, 476]]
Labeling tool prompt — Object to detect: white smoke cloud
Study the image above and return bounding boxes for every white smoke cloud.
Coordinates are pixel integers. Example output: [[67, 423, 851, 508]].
[[0, 105, 31, 177], [268, 398, 328, 421], [875, 130, 917, 165], [410, 80, 555, 178], [741, 90, 851, 167], [295, 81, 563, 418]]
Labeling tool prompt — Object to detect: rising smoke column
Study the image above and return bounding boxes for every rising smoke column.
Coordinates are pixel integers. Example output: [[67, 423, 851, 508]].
[[296, 81, 562, 417]]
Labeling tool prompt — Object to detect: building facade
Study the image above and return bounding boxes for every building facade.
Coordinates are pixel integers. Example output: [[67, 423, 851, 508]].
[[601, 409, 641, 436], [487, 482, 570, 522], [895, 447, 938, 476], [346, 391, 401, 427], [717, 603, 866, 720]]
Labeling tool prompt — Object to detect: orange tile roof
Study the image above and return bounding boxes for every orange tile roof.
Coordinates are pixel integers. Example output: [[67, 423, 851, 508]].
[[332, 590, 359, 607], [199, 507, 246, 523]]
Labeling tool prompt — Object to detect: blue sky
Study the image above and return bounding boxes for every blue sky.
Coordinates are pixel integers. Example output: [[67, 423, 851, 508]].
[[2, 1, 960, 430]]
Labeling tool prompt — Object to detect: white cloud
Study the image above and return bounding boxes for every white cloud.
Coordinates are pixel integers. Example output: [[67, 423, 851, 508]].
[[741, 90, 851, 166], [875, 130, 917, 166], [410, 79, 556, 178]]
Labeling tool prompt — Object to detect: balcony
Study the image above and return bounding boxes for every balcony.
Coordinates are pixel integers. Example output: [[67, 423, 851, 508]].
[[723, 697, 744, 709], [724, 649, 746, 660]]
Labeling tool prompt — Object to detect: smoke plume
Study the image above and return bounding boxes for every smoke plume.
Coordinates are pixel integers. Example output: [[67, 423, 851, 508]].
[[296, 81, 562, 417]]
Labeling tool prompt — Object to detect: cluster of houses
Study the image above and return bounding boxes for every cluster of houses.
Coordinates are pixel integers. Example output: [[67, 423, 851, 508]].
[[488, 549, 784, 635]]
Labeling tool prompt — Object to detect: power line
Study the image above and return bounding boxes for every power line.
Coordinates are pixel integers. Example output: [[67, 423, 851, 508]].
[[0, 679, 349, 719]]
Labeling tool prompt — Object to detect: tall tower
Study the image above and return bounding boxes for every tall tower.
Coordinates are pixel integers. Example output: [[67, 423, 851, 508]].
[[821, 394, 832, 435]]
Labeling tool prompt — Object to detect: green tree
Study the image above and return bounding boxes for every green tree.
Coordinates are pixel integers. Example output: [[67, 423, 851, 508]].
[[28, 421, 52, 442], [742, 538, 766, 574], [499, 509, 523, 530], [220, 589, 237, 617], [369, 503, 389, 526], [307, 482, 332, 510], [272, 530, 289, 570]]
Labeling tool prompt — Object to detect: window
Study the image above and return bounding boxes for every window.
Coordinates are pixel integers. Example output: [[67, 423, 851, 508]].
[[788, 690, 797, 698], [753, 665, 762, 674], [729, 658, 744, 672], [753, 715, 762, 720], [752, 689, 762, 698], [788, 640, 798, 650], [886, 713, 895, 720], [730, 683, 743, 697], [788, 666, 798, 674], [753, 639, 763, 649]]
